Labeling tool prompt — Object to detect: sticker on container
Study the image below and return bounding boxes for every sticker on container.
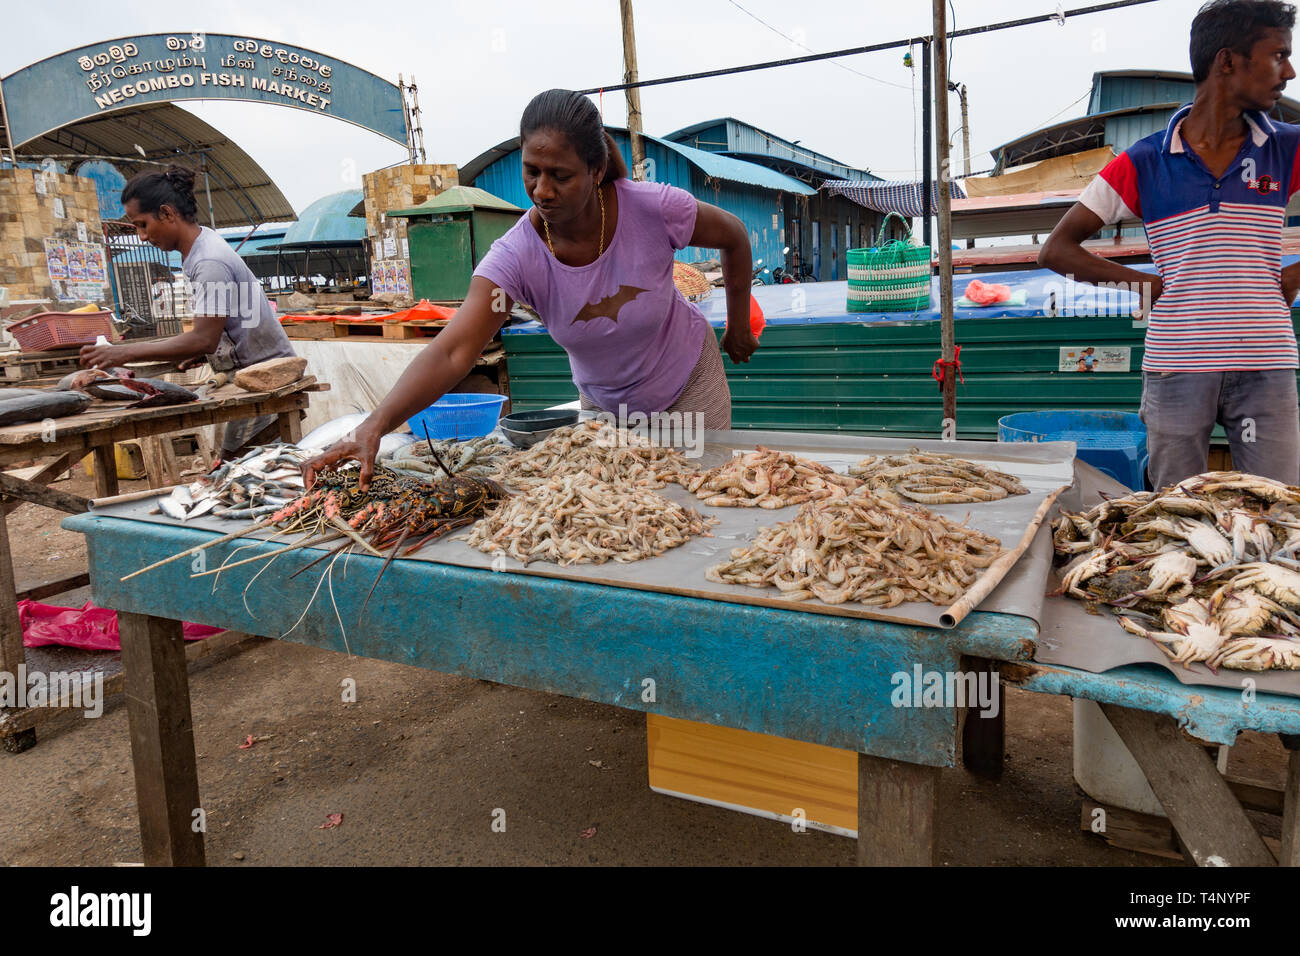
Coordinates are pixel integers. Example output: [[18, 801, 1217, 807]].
[[1059, 346, 1130, 373], [44, 239, 69, 279]]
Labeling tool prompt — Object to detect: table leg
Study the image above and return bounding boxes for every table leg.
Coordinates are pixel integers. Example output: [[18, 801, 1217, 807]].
[[1281, 734, 1300, 867], [857, 752, 938, 866], [961, 657, 1003, 780], [119, 611, 205, 866], [91, 445, 119, 498], [0, 503, 35, 754], [1101, 703, 1273, 866], [277, 410, 302, 444]]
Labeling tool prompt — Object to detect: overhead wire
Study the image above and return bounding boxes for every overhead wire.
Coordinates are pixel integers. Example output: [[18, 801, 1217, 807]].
[[724, 0, 914, 90], [576, 0, 1159, 95]]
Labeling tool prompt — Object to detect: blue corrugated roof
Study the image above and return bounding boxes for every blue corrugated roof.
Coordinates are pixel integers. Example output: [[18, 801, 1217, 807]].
[[645, 133, 815, 195], [279, 190, 365, 247], [218, 225, 290, 257], [462, 127, 815, 196]]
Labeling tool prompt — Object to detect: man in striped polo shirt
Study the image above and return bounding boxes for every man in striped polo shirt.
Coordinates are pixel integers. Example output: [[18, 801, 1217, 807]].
[[1040, 0, 1300, 489]]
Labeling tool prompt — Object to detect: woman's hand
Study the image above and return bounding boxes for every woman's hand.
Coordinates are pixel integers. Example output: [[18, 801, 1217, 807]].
[[302, 422, 382, 491], [721, 326, 758, 364]]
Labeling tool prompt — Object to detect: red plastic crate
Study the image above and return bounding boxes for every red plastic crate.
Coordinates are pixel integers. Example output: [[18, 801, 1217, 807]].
[[4, 310, 115, 351]]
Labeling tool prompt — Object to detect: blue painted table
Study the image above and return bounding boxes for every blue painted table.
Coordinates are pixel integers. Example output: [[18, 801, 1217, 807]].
[[63, 512, 1300, 866], [66, 511, 1038, 866]]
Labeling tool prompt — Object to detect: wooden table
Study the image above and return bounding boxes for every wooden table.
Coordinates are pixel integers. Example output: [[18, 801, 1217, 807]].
[[1003, 660, 1300, 866], [62, 510, 1039, 866], [0, 377, 324, 751]]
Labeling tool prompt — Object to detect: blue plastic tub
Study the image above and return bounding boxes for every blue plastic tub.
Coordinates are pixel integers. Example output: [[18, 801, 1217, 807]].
[[406, 393, 507, 441], [998, 410, 1148, 490]]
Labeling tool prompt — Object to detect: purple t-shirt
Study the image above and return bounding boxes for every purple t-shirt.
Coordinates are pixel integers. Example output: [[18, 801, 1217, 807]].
[[474, 178, 709, 413]]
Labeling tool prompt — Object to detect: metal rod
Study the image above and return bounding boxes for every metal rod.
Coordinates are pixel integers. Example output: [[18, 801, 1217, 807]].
[[934, 0, 957, 432], [577, 0, 1158, 95], [0, 77, 21, 164], [922, 39, 932, 248], [201, 153, 216, 228]]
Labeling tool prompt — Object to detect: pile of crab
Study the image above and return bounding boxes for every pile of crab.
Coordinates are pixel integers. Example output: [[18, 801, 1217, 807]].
[[1053, 471, 1300, 671]]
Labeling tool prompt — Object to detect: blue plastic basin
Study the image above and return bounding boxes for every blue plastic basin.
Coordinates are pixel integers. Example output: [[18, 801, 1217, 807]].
[[406, 393, 507, 441], [998, 410, 1148, 490]]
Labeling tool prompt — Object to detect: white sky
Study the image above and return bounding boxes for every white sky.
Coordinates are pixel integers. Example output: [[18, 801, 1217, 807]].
[[3, 0, 1208, 215]]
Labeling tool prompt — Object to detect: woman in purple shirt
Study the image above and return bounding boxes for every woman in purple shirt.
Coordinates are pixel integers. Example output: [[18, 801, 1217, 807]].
[[307, 89, 757, 487]]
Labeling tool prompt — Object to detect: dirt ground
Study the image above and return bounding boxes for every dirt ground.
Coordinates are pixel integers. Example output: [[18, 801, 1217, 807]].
[[0, 467, 1292, 866]]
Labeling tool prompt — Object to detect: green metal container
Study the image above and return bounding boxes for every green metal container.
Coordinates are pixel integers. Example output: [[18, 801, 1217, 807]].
[[388, 186, 523, 301], [503, 311, 1300, 441]]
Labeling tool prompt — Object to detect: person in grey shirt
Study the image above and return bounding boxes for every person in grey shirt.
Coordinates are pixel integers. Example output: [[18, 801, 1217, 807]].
[[80, 165, 298, 456]]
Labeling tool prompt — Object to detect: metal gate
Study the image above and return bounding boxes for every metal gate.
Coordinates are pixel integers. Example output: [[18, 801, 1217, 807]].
[[102, 221, 183, 339]]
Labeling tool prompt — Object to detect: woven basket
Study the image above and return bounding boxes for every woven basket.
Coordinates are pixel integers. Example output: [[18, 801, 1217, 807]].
[[672, 261, 713, 303], [847, 213, 932, 313]]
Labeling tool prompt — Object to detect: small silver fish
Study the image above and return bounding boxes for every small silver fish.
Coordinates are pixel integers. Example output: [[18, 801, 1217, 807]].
[[160, 497, 188, 520], [185, 497, 218, 521]]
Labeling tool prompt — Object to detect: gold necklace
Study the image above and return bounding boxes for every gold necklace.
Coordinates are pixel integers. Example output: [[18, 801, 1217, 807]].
[[543, 183, 605, 260]]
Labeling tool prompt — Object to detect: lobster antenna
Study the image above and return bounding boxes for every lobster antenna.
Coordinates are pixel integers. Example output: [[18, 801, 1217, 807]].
[[421, 422, 452, 478]]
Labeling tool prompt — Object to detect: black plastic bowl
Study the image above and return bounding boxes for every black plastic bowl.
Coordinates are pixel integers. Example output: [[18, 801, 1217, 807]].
[[500, 409, 579, 433]]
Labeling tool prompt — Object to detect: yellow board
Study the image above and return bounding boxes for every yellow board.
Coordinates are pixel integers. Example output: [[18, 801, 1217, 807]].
[[646, 714, 858, 836], [80, 442, 146, 480]]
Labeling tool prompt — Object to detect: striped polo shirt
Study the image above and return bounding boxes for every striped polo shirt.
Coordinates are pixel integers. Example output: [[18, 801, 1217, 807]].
[[1079, 104, 1300, 372]]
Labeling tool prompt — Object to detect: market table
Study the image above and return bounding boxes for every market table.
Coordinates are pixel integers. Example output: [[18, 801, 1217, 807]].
[[0, 376, 324, 751], [64, 507, 1040, 866]]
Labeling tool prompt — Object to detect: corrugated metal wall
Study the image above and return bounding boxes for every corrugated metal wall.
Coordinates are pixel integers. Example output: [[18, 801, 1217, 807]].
[[503, 314, 1300, 440], [1090, 75, 1193, 114], [504, 316, 1149, 438], [1103, 109, 1178, 153]]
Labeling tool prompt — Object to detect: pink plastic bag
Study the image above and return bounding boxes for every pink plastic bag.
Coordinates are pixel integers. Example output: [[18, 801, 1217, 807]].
[[18, 600, 222, 652], [962, 279, 1012, 305]]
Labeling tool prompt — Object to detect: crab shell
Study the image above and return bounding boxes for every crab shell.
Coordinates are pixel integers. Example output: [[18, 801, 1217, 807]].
[[1143, 550, 1198, 598], [1224, 563, 1300, 610], [1209, 635, 1300, 671]]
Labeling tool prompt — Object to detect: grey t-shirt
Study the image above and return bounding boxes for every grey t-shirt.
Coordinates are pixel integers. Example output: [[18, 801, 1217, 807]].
[[182, 226, 296, 372]]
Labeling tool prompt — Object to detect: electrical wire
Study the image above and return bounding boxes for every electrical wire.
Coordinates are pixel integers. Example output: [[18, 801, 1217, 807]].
[[576, 0, 1159, 95], [724, 0, 913, 90]]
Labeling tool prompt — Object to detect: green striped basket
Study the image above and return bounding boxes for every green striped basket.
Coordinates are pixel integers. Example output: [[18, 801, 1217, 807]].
[[847, 212, 932, 313]]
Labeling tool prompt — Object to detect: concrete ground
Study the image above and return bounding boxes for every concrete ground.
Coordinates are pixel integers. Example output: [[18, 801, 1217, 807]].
[[1, 469, 1292, 866]]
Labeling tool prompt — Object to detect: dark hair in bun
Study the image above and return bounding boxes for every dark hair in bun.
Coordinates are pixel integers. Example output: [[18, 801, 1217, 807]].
[[520, 89, 628, 184], [121, 164, 199, 222]]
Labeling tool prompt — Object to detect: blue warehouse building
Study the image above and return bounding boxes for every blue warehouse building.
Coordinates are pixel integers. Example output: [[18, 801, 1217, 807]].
[[462, 119, 881, 282]]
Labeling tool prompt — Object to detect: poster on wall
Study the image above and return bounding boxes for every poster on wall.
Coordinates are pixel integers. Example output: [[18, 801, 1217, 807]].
[[67, 243, 88, 280], [43, 239, 69, 279], [371, 263, 389, 294], [86, 244, 107, 282], [55, 280, 107, 303]]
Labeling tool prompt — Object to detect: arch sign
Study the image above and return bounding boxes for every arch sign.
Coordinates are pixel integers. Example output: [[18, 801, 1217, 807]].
[[2, 33, 407, 147]]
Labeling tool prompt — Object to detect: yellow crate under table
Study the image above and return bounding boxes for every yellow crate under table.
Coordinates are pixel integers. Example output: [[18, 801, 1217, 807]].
[[646, 714, 858, 837]]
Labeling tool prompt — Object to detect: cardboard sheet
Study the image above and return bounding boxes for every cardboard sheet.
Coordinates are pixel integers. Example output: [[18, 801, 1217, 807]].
[[1033, 461, 1300, 699], [96, 431, 1074, 631]]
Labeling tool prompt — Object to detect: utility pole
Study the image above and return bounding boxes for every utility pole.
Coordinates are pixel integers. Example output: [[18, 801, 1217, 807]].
[[933, 0, 956, 432], [620, 0, 646, 180], [949, 81, 970, 177]]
